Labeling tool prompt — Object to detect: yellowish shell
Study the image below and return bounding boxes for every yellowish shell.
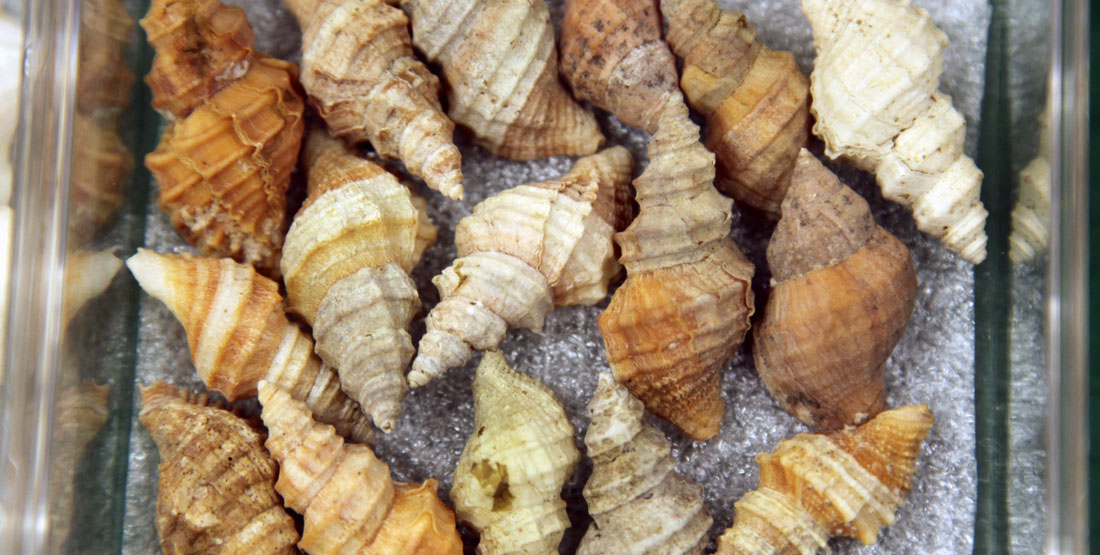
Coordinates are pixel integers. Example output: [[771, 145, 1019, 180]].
[[48, 382, 110, 553]]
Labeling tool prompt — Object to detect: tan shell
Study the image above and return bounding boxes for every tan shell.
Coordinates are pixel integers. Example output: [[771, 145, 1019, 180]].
[[77, 0, 136, 116], [409, 147, 634, 388], [754, 150, 917, 431], [401, 0, 605, 159], [803, 0, 988, 263], [71, 113, 133, 234], [598, 95, 755, 441], [62, 249, 124, 330], [451, 351, 581, 554], [662, 0, 811, 215], [559, 0, 679, 134], [1010, 106, 1051, 264], [715, 404, 934, 553], [126, 249, 373, 443], [286, 0, 463, 199], [579, 373, 711, 555], [48, 382, 110, 553], [258, 381, 463, 555], [139, 381, 300, 555]]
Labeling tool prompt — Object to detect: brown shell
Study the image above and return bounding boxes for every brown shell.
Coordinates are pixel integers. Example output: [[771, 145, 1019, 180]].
[[48, 382, 110, 552], [70, 113, 132, 234], [662, 0, 810, 215], [139, 381, 300, 555], [77, 0, 136, 116], [754, 151, 917, 430]]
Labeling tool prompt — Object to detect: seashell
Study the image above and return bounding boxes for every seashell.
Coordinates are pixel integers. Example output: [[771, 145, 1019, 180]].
[[598, 95, 755, 441], [714, 404, 934, 553], [579, 373, 712, 555], [258, 380, 463, 555], [126, 249, 373, 443], [401, 0, 605, 160], [559, 0, 679, 134], [48, 382, 110, 553], [409, 147, 634, 388], [62, 249, 124, 330], [77, 0, 137, 116], [70, 112, 133, 234], [662, 0, 811, 215], [754, 150, 917, 431], [451, 351, 581, 554], [285, 0, 464, 199], [1010, 106, 1051, 264], [282, 129, 437, 433], [139, 381, 300, 554], [803, 0, 988, 263]]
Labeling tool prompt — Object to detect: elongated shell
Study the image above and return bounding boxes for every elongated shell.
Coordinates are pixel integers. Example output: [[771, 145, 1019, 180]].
[[409, 147, 634, 388], [139, 381, 300, 554], [598, 95, 754, 441], [559, 0, 679, 134], [401, 0, 605, 160], [715, 404, 934, 553], [451, 351, 581, 554], [126, 249, 373, 444], [258, 381, 463, 555], [662, 0, 810, 215], [71, 112, 132, 234], [755, 151, 917, 431], [77, 0, 136, 116], [803, 0, 988, 263], [48, 382, 110, 553], [579, 373, 711, 555]]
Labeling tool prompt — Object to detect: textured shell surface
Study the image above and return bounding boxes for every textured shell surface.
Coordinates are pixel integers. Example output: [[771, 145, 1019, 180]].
[[71, 113, 133, 235], [1010, 106, 1051, 264], [139, 381, 300, 554], [78, 0, 137, 117], [451, 351, 581, 554]]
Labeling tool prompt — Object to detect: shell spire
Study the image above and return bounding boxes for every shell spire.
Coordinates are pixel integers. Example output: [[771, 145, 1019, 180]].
[[409, 147, 634, 388], [598, 95, 754, 441], [1010, 105, 1052, 263]]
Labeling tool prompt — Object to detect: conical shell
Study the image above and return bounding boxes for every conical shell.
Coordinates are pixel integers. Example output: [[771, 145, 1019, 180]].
[[258, 381, 463, 555], [286, 0, 463, 199], [409, 147, 634, 388], [715, 404, 934, 553], [401, 0, 605, 160], [126, 249, 373, 443], [48, 382, 110, 553], [661, 0, 810, 215], [71, 112, 132, 234], [1010, 106, 1051, 264], [579, 373, 711, 555], [559, 0, 679, 134], [139, 381, 300, 555], [62, 249, 124, 331], [755, 151, 917, 431], [77, 0, 136, 116], [598, 95, 755, 441], [451, 351, 581, 554], [803, 0, 988, 263]]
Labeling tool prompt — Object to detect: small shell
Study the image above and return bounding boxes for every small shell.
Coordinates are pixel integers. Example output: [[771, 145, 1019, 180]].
[[401, 0, 605, 160], [77, 0, 136, 116], [258, 381, 463, 555], [1010, 106, 1051, 264], [715, 404, 934, 553], [754, 150, 917, 430], [71, 113, 132, 234], [139, 381, 300, 555], [598, 95, 755, 441], [62, 249, 124, 330], [662, 0, 811, 215], [409, 147, 634, 388], [126, 249, 373, 443], [803, 0, 988, 263], [48, 382, 110, 553], [579, 373, 711, 555], [451, 351, 581, 554]]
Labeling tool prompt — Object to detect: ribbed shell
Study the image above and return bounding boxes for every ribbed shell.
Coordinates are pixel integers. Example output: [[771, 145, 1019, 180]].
[[48, 382, 110, 553], [579, 373, 711, 555], [1010, 106, 1051, 264], [715, 404, 934, 553], [598, 95, 754, 441], [139, 381, 300, 555], [401, 0, 605, 160], [126, 249, 373, 444], [258, 381, 463, 555], [803, 0, 988, 263], [409, 147, 634, 388], [451, 351, 581, 554], [77, 0, 136, 116], [661, 0, 810, 215], [71, 113, 132, 234]]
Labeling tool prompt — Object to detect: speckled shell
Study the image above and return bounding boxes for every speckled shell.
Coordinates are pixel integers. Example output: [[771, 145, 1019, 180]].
[[77, 0, 136, 116], [559, 0, 679, 134], [258, 381, 463, 555], [754, 150, 917, 431], [598, 95, 754, 441], [409, 147, 634, 388], [1010, 107, 1051, 264], [286, 0, 463, 199], [48, 382, 110, 553], [803, 0, 988, 263], [451, 351, 581, 554], [139, 381, 300, 555], [401, 0, 605, 160], [126, 249, 373, 444], [71, 113, 132, 234], [662, 0, 810, 215], [715, 404, 934, 553], [579, 373, 711, 555]]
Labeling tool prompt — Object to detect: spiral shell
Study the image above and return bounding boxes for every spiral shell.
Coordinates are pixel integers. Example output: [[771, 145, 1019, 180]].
[[71, 113, 133, 234], [48, 382, 110, 553], [1010, 106, 1051, 264], [77, 0, 136, 116]]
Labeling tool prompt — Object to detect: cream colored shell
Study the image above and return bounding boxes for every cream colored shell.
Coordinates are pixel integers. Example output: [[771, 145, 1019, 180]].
[[1010, 106, 1051, 264]]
